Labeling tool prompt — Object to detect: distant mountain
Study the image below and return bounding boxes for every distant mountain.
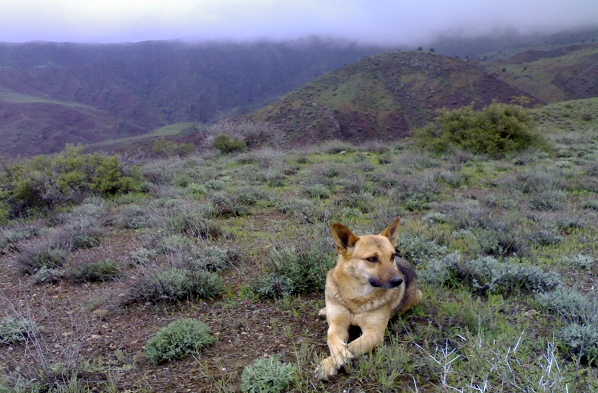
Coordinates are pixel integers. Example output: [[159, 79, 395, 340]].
[[244, 50, 539, 145], [0, 39, 387, 157], [1, 29, 598, 158], [486, 43, 598, 103]]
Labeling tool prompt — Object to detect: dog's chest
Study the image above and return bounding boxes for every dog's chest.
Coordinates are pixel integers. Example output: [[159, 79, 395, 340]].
[[328, 284, 403, 315]]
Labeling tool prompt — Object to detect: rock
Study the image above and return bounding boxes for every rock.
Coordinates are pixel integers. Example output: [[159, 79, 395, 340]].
[[92, 309, 110, 319]]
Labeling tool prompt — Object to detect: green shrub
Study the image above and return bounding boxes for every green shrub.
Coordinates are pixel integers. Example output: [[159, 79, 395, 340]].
[[0, 317, 37, 345], [213, 133, 247, 154], [415, 103, 548, 156], [241, 356, 297, 393], [128, 268, 222, 303], [144, 318, 216, 365], [67, 260, 120, 283], [151, 139, 194, 158], [0, 144, 143, 217]]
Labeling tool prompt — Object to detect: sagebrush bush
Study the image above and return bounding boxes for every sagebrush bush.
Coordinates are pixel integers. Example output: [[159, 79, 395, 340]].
[[67, 260, 120, 283], [305, 184, 331, 199], [415, 103, 548, 156], [187, 245, 232, 272], [559, 323, 598, 364], [418, 252, 461, 286], [0, 223, 39, 253], [209, 121, 281, 151], [420, 255, 560, 295], [277, 197, 324, 224], [52, 226, 103, 251], [460, 256, 560, 295], [391, 175, 440, 211], [535, 286, 592, 323], [17, 246, 67, 275], [251, 243, 334, 299], [241, 356, 297, 393], [396, 234, 448, 264], [0, 317, 37, 345], [33, 267, 61, 284], [209, 191, 249, 216], [114, 204, 151, 229], [144, 318, 216, 365], [161, 203, 223, 239], [128, 268, 222, 303], [128, 247, 158, 265], [563, 254, 594, 270]]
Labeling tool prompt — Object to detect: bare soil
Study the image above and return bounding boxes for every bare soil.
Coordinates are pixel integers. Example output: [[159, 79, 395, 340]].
[[0, 228, 329, 392]]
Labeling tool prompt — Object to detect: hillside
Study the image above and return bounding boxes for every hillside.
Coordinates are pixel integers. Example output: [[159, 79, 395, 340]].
[[1, 30, 597, 158], [1, 98, 596, 391], [0, 39, 386, 157], [245, 50, 539, 145], [487, 43, 598, 102]]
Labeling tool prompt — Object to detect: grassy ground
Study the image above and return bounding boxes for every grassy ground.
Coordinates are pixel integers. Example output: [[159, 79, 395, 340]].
[[1, 104, 597, 391]]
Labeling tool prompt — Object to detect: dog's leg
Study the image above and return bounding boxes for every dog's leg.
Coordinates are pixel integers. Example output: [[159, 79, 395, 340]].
[[346, 312, 389, 358], [316, 315, 353, 379], [318, 307, 326, 317]]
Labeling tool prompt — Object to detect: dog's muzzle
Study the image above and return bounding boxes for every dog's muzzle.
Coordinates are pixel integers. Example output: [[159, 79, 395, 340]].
[[369, 276, 403, 289]]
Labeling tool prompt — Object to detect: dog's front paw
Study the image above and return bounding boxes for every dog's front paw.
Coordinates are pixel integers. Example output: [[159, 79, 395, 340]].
[[315, 356, 338, 380]]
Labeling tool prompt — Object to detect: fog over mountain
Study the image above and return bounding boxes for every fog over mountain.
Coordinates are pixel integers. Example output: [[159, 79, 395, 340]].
[[1, 1, 597, 46]]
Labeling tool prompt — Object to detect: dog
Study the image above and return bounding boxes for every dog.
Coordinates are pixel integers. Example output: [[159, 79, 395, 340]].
[[316, 217, 422, 379]]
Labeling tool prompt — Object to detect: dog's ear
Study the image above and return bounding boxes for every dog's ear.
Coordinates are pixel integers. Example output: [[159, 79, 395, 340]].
[[380, 217, 401, 246], [331, 223, 359, 253]]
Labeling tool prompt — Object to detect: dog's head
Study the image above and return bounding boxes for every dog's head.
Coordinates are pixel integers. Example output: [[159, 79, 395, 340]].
[[331, 217, 403, 289]]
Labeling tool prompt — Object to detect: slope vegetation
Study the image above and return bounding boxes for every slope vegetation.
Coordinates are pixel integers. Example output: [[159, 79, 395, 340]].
[[246, 50, 538, 145], [0, 40, 385, 157], [488, 43, 598, 103]]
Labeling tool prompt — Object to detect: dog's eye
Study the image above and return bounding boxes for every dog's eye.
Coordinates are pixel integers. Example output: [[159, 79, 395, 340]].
[[366, 256, 379, 263]]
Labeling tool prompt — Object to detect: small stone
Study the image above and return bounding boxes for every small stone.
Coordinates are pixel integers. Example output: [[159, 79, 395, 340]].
[[92, 309, 110, 319]]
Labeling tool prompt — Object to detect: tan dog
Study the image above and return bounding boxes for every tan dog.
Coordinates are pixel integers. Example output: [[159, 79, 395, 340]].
[[316, 217, 422, 379]]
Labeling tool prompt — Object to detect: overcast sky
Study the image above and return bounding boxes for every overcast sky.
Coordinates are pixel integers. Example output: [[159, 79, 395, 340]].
[[1, 0, 597, 46]]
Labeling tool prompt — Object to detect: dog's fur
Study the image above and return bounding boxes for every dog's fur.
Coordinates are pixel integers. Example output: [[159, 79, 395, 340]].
[[316, 217, 422, 379]]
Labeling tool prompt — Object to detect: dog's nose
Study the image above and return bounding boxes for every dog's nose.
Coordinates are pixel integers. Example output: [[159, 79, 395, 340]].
[[390, 277, 403, 287]]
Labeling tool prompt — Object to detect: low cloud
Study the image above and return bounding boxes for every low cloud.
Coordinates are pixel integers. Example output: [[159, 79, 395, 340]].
[[1, 0, 597, 45]]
